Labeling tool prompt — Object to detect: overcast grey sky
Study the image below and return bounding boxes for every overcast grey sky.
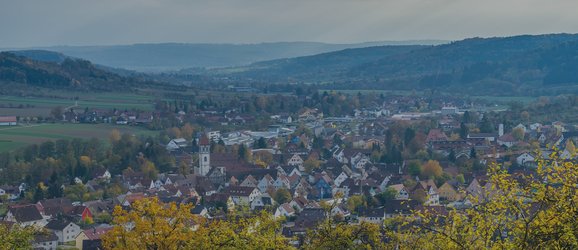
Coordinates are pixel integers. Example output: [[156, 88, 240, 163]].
[[1, 0, 578, 47]]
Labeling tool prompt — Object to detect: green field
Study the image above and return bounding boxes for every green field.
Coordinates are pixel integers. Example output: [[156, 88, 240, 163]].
[[0, 92, 155, 115], [0, 123, 159, 152], [470, 95, 537, 105]]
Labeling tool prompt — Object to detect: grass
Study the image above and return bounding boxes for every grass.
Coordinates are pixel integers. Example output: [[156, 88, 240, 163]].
[[0, 94, 154, 112], [470, 95, 537, 105], [0, 123, 159, 152], [0, 91, 159, 119], [319, 89, 420, 96]]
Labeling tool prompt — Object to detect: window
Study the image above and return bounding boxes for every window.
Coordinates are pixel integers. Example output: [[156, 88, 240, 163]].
[[204, 156, 207, 162]]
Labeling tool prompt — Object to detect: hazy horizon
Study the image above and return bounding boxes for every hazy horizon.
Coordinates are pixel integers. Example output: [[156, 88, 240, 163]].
[[2, 0, 578, 48]]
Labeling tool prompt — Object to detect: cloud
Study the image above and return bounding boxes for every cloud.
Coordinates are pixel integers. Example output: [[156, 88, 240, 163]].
[[1, 0, 577, 47]]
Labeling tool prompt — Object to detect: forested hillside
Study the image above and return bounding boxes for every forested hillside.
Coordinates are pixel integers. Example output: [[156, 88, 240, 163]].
[[0, 52, 156, 91], [224, 34, 578, 95]]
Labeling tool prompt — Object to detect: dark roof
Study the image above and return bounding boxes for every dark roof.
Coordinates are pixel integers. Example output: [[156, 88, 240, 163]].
[[295, 208, 326, 229], [8, 204, 43, 222], [191, 205, 207, 214], [359, 208, 384, 218], [226, 186, 257, 197], [384, 200, 419, 215], [39, 198, 72, 208], [34, 231, 59, 242], [82, 239, 103, 250], [45, 219, 74, 231], [204, 193, 231, 205]]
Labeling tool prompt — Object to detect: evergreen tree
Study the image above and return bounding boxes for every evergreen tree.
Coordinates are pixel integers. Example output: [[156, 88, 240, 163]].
[[459, 122, 469, 139], [33, 184, 44, 202], [470, 147, 477, 158]]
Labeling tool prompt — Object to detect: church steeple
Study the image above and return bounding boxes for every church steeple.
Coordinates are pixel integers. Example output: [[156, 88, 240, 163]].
[[196, 134, 211, 176]]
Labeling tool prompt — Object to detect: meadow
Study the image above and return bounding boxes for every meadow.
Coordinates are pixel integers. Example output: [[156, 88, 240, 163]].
[[0, 92, 156, 117], [0, 123, 158, 152]]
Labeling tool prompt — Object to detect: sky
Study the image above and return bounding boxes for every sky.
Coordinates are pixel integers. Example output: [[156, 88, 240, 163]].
[[1, 0, 578, 48]]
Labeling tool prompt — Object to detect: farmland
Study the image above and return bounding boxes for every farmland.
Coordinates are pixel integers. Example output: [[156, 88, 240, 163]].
[[0, 123, 158, 152], [0, 92, 156, 117]]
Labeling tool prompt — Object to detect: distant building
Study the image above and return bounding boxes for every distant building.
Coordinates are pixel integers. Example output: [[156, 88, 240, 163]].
[[0, 116, 17, 126], [196, 134, 211, 176], [441, 107, 459, 116]]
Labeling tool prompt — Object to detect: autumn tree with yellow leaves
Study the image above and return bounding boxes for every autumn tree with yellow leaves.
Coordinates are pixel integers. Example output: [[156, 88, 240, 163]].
[[102, 197, 292, 250], [385, 150, 578, 249], [103, 150, 578, 249], [0, 224, 35, 249]]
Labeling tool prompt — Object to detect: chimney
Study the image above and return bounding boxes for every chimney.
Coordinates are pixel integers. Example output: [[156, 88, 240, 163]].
[[498, 124, 504, 137]]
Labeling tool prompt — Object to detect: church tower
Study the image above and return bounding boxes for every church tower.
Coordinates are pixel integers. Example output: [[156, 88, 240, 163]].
[[196, 134, 211, 176]]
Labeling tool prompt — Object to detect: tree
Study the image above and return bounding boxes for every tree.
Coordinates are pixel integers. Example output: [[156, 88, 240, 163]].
[[238, 144, 251, 162], [177, 160, 191, 177], [385, 150, 578, 249], [303, 157, 321, 173], [305, 195, 384, 249], [0, 224, 35, 249], [459, 122, 469, 139], [273, 188, 292, 204], [64, 183, 89, 201], [448, 149, 456, 162], [404, 127, 416, 146], [103, 198, 292, 249], [520, 111, 530, 123], [102, 197, 196, 249], [140, 160, 158, 180], [47, 172, 63, 199], [455, 174, 465, 185], [253, 151, 273, 167], [408, 161, 422, 176], [255, 137, 267, 149], [304, 220, 383, 250], [512, 127, 525, 141], [33, 183, 45, 202], [421, 160, 443, 179], [346, 195, 366, 213], [181, 123, 194, 140], [188, 210, 292, 249], [50, 106, 63, 121], [376, 187, 397, 205], [109, 129, 121, 144]]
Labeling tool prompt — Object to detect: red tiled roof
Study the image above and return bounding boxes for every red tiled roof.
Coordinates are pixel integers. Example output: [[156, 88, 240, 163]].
[[199, 134, 210, 145], [83, 227, 113, 240], [0, 116, 16, 122]]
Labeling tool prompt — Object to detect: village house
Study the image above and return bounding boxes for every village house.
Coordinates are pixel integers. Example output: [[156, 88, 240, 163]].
[[0, 116, 17, 126], [4, 204, 47, 227], [75, 226, 113, 250], [438, 181, 463, 202], [32, 231, 59, 250], [166, 138, 189, 151], [274, 203, 296, 218], [358, 207, 385, 224], [44, 219, 81, 244], [389, 184, 409, 200], [226, 186, 262, 206], [0, 185, 20, 200]]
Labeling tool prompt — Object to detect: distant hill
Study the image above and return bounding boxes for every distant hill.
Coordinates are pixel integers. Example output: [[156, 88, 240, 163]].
[[223, 34, 578, 95], [0, 52, 156, 91], [3, 41, 446, 72], [10, 50, 68, 63]]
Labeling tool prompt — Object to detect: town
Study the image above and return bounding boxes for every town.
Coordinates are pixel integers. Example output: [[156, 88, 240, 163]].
[[1, 89, 576, 249]]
